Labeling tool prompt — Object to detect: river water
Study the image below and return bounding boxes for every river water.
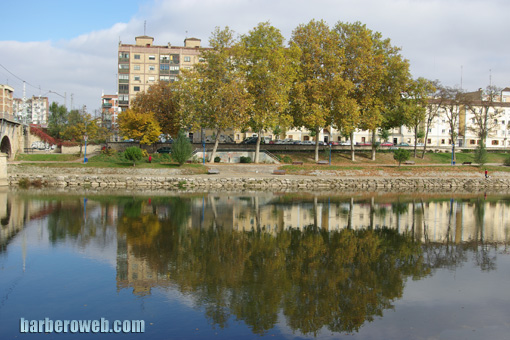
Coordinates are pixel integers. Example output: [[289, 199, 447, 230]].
[[1, 190, 509, 339]]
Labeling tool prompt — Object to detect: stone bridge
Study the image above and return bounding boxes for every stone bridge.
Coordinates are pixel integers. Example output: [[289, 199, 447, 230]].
[[1, 115, 24, 186]]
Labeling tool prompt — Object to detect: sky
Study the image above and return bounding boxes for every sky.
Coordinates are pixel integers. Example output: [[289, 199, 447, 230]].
[[1, 0, 509, 114]]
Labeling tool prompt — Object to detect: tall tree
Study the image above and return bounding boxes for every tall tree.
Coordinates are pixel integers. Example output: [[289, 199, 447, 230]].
[[465, 85, 502, 147], [47, 102, 68, 139], [62, 110, 101, 155], [421, 80, 441, 158], [117, 109, 162, 145], [335, 22, 411, 161], [239, 22, 299, 163], [290, 20, 355, 162], [179, 27, 251, 163], [437, 85, 464, 162], [130, 81, 180, 136]]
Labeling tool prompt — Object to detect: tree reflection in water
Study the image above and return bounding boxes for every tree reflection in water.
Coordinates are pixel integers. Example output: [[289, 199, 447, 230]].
[[28, 192, 510, 336]]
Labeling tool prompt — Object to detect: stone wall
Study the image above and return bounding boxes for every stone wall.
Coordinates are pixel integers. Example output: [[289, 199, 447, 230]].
[[8, 173, 510, 191]]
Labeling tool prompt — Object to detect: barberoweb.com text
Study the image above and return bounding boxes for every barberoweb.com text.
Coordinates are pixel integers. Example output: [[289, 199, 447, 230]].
[[20, 318, 145, 334]]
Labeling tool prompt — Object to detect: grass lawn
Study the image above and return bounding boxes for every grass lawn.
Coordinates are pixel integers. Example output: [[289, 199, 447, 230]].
[[15, 154, 81, 162]]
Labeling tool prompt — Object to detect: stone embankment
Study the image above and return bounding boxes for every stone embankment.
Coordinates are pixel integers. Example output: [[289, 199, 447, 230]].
[[8, 172, 510, 191]]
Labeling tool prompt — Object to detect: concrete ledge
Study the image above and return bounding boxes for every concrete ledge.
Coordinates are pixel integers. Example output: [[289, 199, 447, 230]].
[[208, 169, 220, 175], [317, 160, 329, 165], [273, 170, 286, 175]]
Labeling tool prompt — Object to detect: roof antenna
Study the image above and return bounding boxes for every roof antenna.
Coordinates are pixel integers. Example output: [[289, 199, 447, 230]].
[[144, 20, 147, 35]]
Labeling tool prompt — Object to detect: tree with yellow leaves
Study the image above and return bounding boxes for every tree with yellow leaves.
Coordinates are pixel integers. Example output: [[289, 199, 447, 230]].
[[117, 109, 162, 145]]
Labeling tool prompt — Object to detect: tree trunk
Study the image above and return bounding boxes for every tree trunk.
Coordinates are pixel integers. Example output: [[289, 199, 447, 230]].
[[350, 131, 355, 161], [314, 127, 320, 162], [413, 125, 418, 158], [422, 121, 431, 159], [371, 129, 376, 161], [254, 131, 261, 163], [209, 128, 221, 163]]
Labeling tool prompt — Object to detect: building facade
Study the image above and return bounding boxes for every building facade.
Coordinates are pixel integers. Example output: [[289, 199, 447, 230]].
[[12, 96, 49, 126], [117, 35, 203, 111], [0, 85, 14, 118]]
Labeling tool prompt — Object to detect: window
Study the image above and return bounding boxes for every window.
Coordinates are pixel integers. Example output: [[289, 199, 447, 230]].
[[134, 76, 140, 81], [149, 55, 156, 60], [160, 76, 170, 82], [441, 139, 445, 144], [170, 66, 179, 71], [427, 139, 431, 144], [470, 140, 476, 145], [149, 65, 155, 71], [160, 64, 169, 71], [492, 140, 499, 145], [148, 76, 155, 82], [118, 84, 129, 94], [118, 74, 129, 83], [119, 52, 129, 59], [160, 55, 170, 62], [134, 65, 140, 71], [134, 86, 140, 92], [428, 128, 432, 133], [118, 64, 129, 70], [134, 54, 140, 60], [184, 56, 191, 62], [441, 129, 445, 134]]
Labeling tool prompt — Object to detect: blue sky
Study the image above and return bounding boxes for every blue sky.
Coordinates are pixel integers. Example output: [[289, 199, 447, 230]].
[[1, 0, 509, 113], [1, 1, 146, 42]]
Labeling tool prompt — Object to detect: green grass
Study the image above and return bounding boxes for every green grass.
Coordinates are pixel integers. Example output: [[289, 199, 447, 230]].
[[426, 152, 508, 164], [15, 154, 80, 162]]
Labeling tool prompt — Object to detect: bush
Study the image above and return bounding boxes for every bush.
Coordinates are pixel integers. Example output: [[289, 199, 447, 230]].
[[214, 156, 221, 163], [393, 148, 411, 166], [124, 146, 143, 166], [504, 155, 510, 166], [240, 156, 252, 163], [171, 130, 193, 166], [282, 155, 292, 163], [101, 147, 117, 156]]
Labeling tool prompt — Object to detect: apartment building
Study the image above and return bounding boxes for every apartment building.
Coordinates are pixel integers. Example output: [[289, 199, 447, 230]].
[[101, 93, 119, 129], [12, 96, 49, 126], [0, 84, 14, 118], [117, 35, 202, 110]]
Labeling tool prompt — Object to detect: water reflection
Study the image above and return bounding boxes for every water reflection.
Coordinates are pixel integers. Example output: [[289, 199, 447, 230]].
[[1, 191, 509, 337]]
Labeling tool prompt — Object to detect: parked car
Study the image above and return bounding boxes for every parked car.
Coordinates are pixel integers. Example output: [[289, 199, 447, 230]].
[[398, 142, 410, 147], [329, 141, 340, 146], [416, 143, 425, 147], [156, 147, 172, 154], [340, 140, 352, 146], [380, 142, 394, 147], [241, 137, 258, 144], [300, 140, 315, 145], [356, 142, 372, 146]]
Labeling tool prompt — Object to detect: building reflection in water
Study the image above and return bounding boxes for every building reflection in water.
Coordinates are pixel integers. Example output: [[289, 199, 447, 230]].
[[2, 191, 510, 335]]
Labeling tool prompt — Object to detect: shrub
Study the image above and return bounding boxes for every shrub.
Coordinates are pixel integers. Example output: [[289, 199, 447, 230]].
[[393, 148, 411, 166], [124, 146, 143, 166], [101, 147, 117, 156], [240, 156, 252, 163], [214, 156, 221, 163], [18, 178, 30, 189], [171, 130, 194, 166], [504, 155, 510, 166], [141, 149, 149, 158], [282, 155, 292, 163]]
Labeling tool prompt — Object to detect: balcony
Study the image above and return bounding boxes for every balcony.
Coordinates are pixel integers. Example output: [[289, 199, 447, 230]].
[[102, 103, 113, 108], [118, 69, 130, 74], [118, 57, 129, 62]]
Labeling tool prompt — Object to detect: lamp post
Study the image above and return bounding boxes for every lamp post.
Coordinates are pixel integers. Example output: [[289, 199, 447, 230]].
[[451, 143, 455, 166], [83, 134, 88, 163], [329, 142, 332, 165]]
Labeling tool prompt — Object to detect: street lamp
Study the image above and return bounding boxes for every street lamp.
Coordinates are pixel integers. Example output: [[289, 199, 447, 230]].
[[84, 134, 88, 163]]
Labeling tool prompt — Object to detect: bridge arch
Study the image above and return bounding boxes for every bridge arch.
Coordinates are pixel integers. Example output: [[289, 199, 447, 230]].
[[0, 136, 12, 159]]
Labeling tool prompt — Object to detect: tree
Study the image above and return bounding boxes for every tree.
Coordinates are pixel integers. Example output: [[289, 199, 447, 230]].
[[421, 80, 441, 158], [239, 22, 299, 163], [117, 109, 162, 145], [400, 77, 435, 158], [393, 148, 410, 166], [171, 130, 193, 166], [62, 110, 101, 156], [124, 146, 143, 166], [179, 27, 251, 163], [465, 85, 502, 149], [290, 20, 355, 162], [437, 85, 464, 162], [47, 102, 68, 139], [335, 22, 411, 161], [130, 81, 180, 136]]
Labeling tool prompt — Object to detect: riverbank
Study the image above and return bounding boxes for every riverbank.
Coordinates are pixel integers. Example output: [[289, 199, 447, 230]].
[[8, 163, 510, 191]]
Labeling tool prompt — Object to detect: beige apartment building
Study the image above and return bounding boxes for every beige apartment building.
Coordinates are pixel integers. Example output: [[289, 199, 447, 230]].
[[117, 35, 202, 111], [0, 85, 14, 118]]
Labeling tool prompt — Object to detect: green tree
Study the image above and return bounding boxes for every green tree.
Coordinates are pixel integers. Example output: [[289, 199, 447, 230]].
[[47, 102, 68, 139], [179, 27, 251, 163], [117, 109, 162, 145], [62, 110, 101, 156], [437, 85, 464, 162], [171, 130, 193, 165], [393, 148, 411, 166], [335, 22, 411, 161], [422, 80, 441, 158], [290, 20, 355, 162], [131, 81, 180, 136], [239, 22, 299, 163], [474, 143, 488, 166], [124, 146, 143, 166]]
